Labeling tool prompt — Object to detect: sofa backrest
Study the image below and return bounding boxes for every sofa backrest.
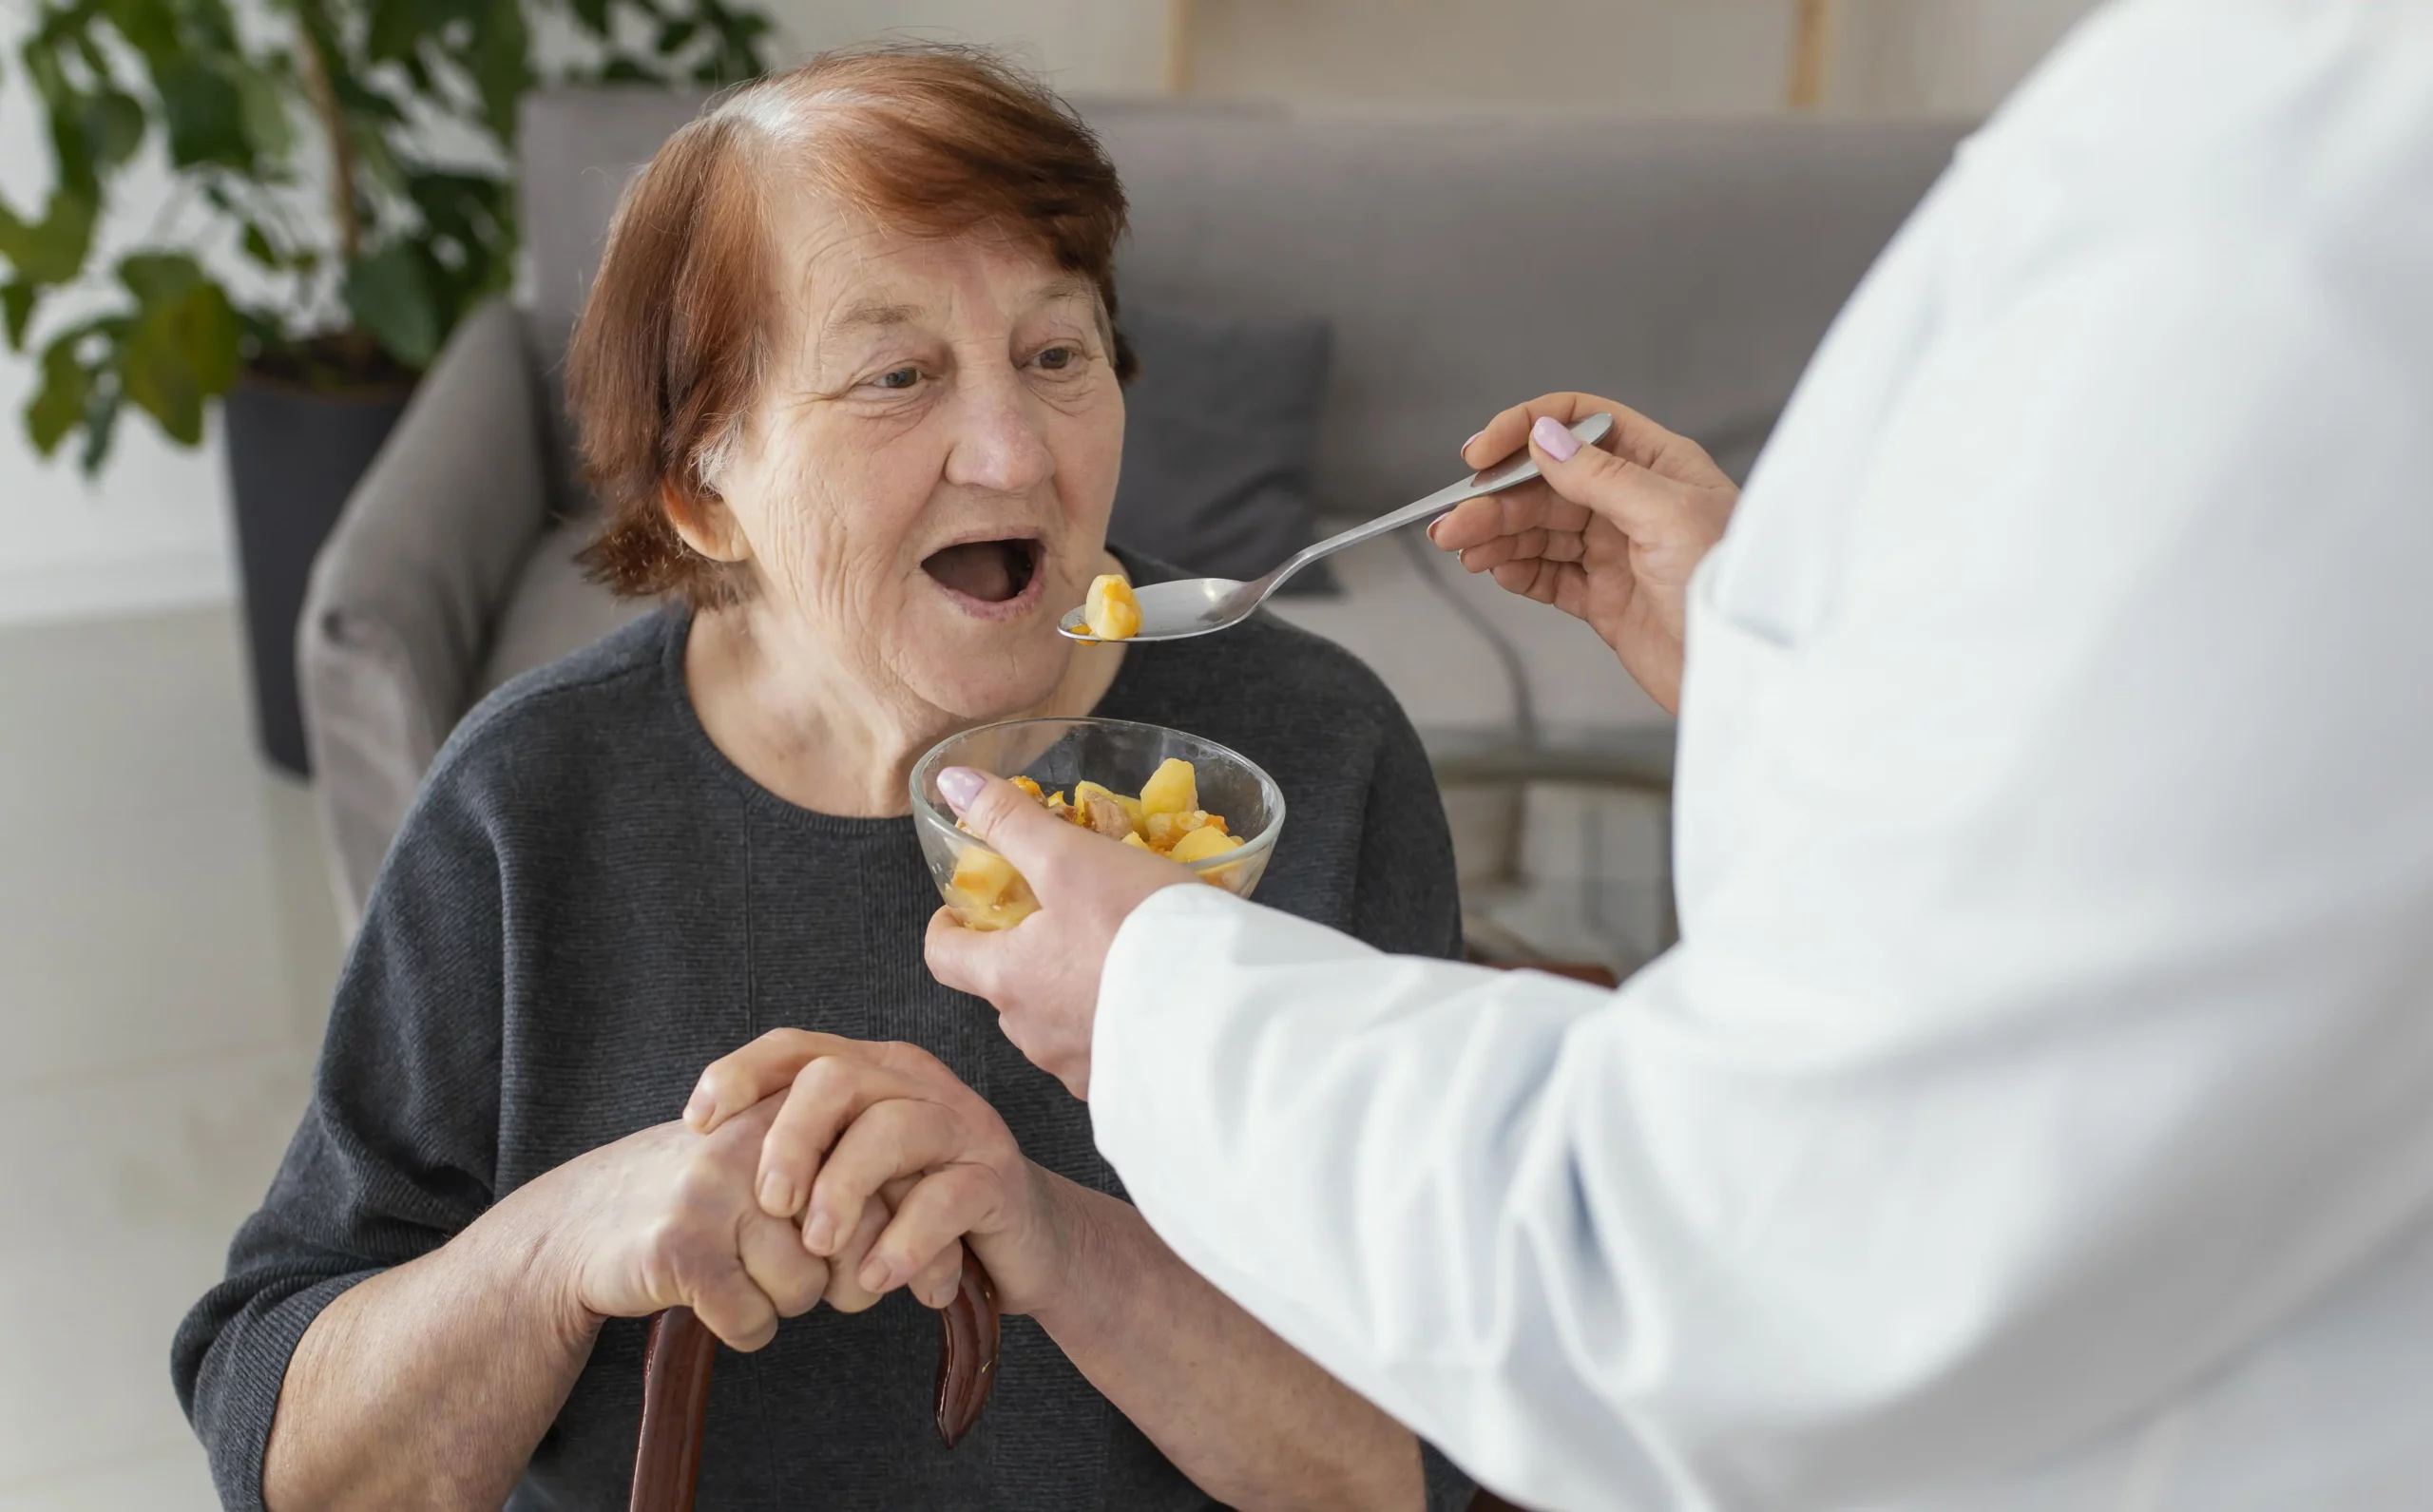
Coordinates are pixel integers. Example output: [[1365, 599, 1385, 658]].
[[518, 88, 1965, 505]]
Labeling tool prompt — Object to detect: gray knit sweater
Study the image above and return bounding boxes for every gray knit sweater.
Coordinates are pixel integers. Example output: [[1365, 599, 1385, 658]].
[[173, 577, 1472, 1510]]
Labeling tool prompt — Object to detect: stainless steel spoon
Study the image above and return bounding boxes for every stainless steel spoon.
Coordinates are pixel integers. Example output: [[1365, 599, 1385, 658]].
[[1060, 411, 1616, 643]]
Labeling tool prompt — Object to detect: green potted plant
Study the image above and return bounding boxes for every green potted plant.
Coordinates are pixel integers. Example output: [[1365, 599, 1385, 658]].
[[0, 0, 770, 773]]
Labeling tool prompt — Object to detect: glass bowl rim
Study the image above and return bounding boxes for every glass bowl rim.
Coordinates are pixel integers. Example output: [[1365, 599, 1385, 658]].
[[909, 715, 1289, 873]]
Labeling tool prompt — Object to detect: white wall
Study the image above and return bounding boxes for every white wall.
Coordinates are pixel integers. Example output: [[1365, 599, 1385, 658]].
[[0, 0, 2097, 627], [1182, 0, 2101, 113]]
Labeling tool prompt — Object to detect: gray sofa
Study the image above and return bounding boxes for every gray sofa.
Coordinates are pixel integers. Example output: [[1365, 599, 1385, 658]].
[[300, 89, 1965, 930]]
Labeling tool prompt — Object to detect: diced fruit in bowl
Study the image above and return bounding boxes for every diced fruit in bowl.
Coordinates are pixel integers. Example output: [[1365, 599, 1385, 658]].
[[1140, 756, 1197, 816], [947, 844, 1040, 931], [913, 717, 1284, 932], [1167, 825, 1242, 864], [998, 760, 1234, 859], [1083, 575, 1141, 641]]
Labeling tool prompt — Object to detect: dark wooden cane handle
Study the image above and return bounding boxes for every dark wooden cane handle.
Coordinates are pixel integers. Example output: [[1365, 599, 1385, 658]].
[[629, 1253, 1002, 1507], [630, 1306, 718, 1512], [934, 1249, 1001, 1446]]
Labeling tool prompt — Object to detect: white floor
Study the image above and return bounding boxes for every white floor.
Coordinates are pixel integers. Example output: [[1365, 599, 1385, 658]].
[[0, 607, 340, 1509]]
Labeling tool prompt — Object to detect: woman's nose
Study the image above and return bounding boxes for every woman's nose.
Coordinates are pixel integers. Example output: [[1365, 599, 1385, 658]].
[[941, 375, 1056, 495]]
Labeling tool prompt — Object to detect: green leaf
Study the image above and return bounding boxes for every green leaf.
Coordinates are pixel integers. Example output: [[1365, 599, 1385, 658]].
[[343, 243, 441, 368], [79, 388, 125, 475], [3, 281, 38, 352], [27, 334, 94, 457], [157, 61, 252, 169], [601, 55, 655, 84], [94, 0, 180, 66], [121, 278, 240, 444], [240, 222, 278, 269], [350, 125, 408, 198], [569, 0, 610, 37], [365, 0, 425, 64], [236, 67, 294, 163], [82, 91, 147, 171], [0, 186, 99, 286], [654, 18, 698, 54], [467, 0, 532, 144], [118, 251, 206, 304]]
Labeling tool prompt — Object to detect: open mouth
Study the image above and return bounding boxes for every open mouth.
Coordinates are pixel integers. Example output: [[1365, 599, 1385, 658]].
[[921, 537, 1044, 608]]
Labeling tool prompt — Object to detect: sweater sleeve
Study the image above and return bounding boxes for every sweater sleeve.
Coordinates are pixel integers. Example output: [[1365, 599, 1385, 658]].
[[171, 762, 508, 1512], [1349, 691, 1466, 966], [1352, 687, 1475, 1508]]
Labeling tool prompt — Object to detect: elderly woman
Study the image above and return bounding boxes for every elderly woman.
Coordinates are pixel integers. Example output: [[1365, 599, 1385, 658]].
[[172, 47, 1474, 1512]]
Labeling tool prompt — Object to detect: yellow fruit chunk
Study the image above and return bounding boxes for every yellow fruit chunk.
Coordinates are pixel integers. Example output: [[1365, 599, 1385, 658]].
[[1168, 825, 1243, 864], [1011, 775, 1044, 800], [950, 845, 1019, 906], [1140, 757, 1197, 816], [1083, 575, 1140, 641], [1121, 831, 1151, 850]]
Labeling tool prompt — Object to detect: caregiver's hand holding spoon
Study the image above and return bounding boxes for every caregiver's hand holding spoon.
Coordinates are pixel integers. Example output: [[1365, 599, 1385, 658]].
[[1429, 392, 1738, 714]]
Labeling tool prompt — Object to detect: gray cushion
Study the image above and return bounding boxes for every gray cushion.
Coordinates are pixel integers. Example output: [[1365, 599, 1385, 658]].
[[476, 519, 655, 700], [1110, 301, 1334, 589], [298, 299, 555, 929], [1090, 106, 1964, 515]]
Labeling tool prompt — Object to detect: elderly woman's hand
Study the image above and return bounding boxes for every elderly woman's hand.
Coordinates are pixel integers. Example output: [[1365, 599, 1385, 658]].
[[686, 1028, 1096, 1316], [1428, 392, 1737, 714], [522, 1093, 832, 1351]]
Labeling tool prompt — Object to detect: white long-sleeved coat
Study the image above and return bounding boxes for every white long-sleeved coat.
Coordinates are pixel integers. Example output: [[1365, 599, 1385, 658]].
[[1088, 4, 2433, 1508]]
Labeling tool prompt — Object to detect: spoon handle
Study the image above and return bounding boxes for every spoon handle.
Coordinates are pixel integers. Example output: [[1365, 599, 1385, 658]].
[[1262, 411, 1615, 595]]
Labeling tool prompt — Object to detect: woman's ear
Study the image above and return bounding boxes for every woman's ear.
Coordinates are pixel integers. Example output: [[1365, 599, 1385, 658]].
[[661, 477, 751, 564]]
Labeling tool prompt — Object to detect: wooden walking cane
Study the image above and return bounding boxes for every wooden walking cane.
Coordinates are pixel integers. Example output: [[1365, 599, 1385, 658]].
[[628, 1251, 1001, 1512]]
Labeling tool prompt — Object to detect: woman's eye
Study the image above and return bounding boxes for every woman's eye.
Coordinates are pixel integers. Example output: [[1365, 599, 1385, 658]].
[[1034, 346, 1078, 373], [877, 366, 922, 391]]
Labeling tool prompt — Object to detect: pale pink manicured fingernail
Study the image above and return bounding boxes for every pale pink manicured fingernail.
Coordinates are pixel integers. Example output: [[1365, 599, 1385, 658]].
[[1461, 429, 1485, 455], [1531, 415, 1580, 462], [936, 767, 986, 811]]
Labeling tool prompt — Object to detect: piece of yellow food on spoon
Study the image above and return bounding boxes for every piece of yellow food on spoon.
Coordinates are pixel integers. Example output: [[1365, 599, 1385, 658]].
[[1139, 756, 1197, 816], [1168, 825, 1243, 864], [1083, 574, 1141, 641]]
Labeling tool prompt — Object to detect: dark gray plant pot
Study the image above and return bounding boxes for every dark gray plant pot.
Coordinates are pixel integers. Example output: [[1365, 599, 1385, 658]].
[[222, 374, 412, 776]]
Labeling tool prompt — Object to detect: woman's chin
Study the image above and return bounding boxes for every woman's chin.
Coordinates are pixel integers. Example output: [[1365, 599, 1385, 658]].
[[894, 608, 1071, 724]]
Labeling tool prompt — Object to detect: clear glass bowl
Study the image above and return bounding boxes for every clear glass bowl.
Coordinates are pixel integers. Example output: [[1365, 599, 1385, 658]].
[[910, 717, 1287, 930]]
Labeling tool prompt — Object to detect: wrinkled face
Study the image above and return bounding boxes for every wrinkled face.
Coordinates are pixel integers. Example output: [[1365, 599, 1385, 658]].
[[698, 192, 1123, 721]]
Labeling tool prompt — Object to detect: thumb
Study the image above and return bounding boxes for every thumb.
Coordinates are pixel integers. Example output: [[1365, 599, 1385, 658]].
[[934, 767, 1092, 894], [1528, 412, 1663, 533]]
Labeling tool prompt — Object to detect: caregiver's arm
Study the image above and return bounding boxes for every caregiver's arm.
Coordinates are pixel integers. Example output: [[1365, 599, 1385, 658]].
[[687, 1033, 1427, 1511], [938, 26, 2433, 1506]]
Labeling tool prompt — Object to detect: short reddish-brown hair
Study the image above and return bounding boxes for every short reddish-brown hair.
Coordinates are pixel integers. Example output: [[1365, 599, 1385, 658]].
[[566, 46, 1136, 607]]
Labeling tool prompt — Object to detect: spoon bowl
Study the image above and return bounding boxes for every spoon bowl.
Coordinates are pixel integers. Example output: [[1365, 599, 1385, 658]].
[[1063, 411, 1613, 643]]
